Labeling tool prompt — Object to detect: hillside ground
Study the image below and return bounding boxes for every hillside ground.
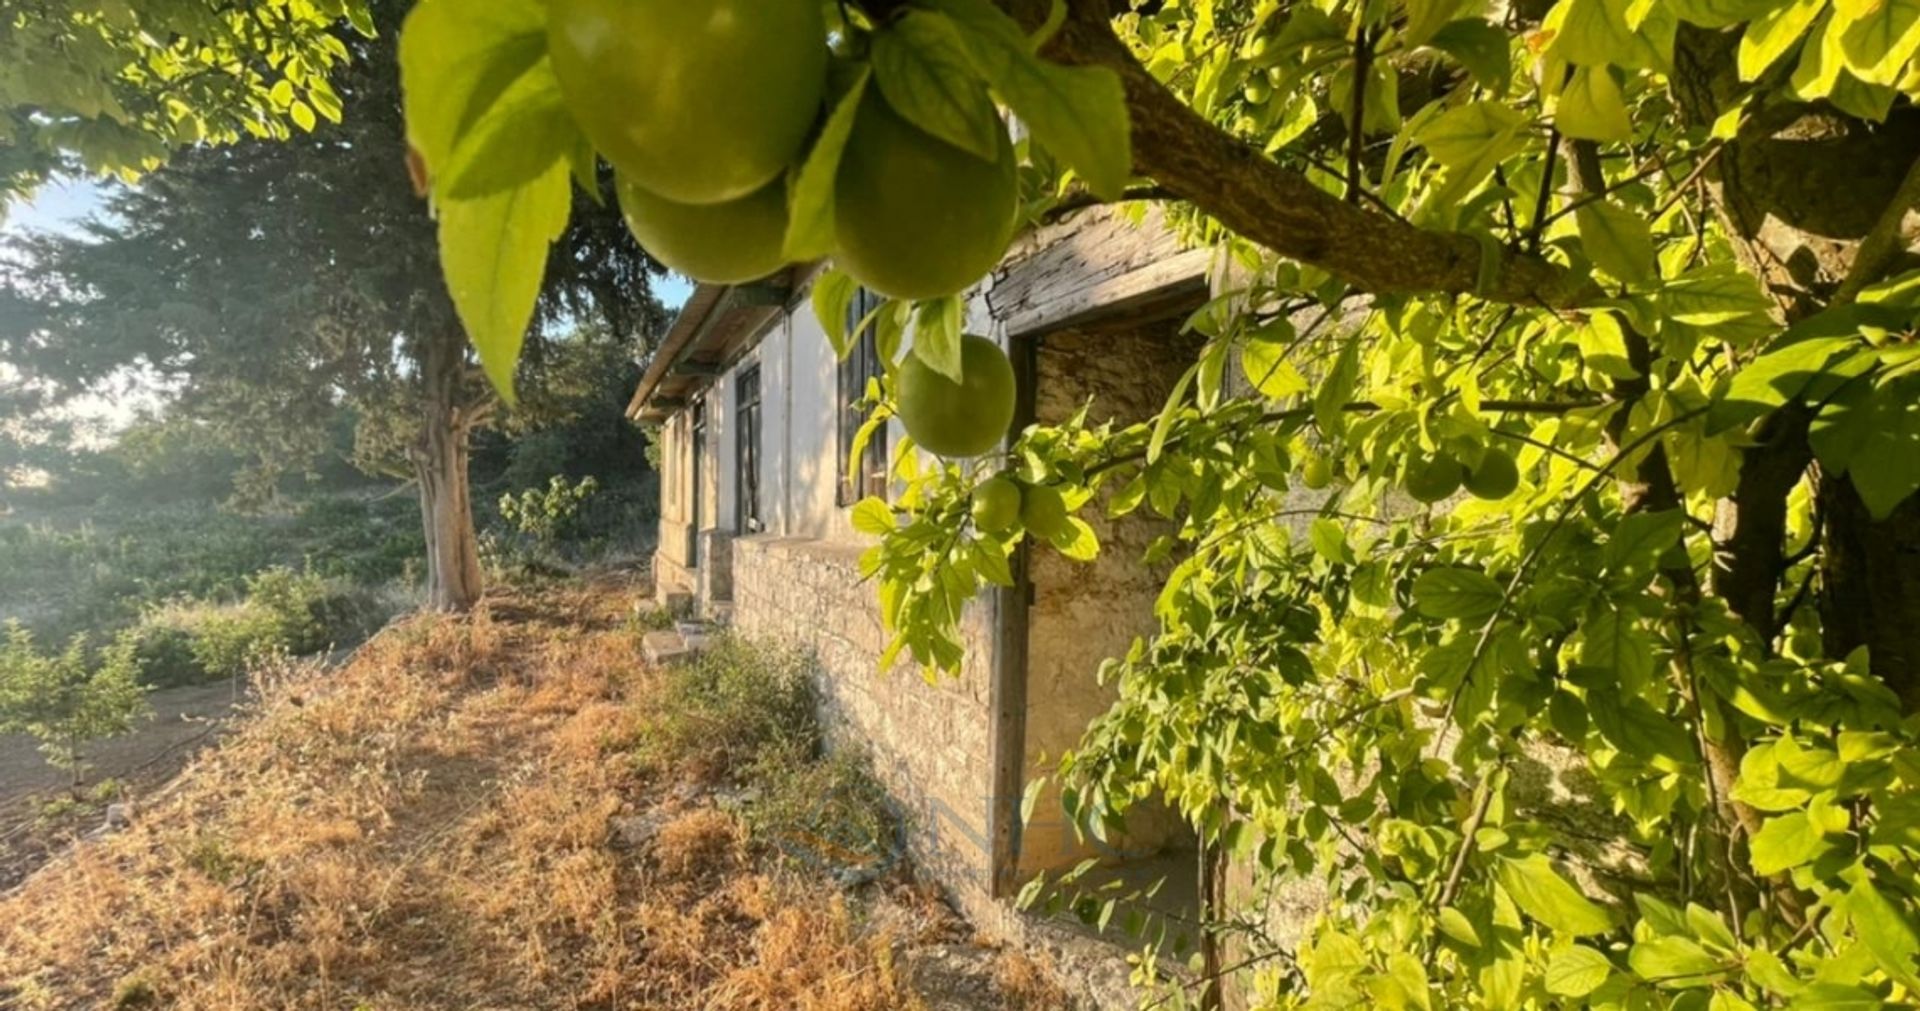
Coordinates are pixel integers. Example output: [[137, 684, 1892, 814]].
[[0, 575, 1064, 1010]]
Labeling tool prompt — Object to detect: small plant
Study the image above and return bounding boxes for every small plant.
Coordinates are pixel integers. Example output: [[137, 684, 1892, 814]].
[[500, 475, 599, 548], [632, 636, 816, 785], [0, 622, 150, 791], [629, 604, 677, 633], [488, 475, 602, 576]]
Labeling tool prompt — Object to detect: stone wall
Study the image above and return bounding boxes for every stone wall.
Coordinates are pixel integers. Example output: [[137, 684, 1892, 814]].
[[731, 535, 1005, 923]]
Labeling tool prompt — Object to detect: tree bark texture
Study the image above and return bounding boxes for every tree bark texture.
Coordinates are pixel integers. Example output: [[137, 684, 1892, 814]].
[[415, 328, 484, 613]]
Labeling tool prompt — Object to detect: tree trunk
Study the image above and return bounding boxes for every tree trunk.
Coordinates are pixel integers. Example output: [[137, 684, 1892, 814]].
[[415, 329, 484, 613], [1671, 26, 1920, 704], [1819, 476, 1920, 707]]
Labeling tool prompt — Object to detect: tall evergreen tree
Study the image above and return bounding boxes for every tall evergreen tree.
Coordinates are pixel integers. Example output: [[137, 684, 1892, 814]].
[[0, 0, 666, 609]]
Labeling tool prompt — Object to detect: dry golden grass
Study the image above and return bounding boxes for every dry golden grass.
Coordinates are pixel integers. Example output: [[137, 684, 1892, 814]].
[[0, 577, 950, 1011]]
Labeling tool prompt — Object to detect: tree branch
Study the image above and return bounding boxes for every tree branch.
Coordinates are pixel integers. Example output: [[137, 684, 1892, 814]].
[[1004, 0, 1601, 308]]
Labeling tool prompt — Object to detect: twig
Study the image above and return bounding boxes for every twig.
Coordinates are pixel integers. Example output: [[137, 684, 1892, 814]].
[[1346, 26, 1373, 205], [1527, 126, 1561, 254]]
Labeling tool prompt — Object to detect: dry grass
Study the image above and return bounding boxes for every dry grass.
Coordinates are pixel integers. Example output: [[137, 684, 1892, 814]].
[[0, 577, 958, 1011]]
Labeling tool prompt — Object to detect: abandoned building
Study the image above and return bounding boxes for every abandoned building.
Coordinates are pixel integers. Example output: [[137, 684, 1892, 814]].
[[628, 207, 1226, 962]]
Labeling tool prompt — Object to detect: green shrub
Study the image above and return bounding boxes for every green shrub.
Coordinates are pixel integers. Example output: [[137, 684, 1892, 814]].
[[746, 743, 899, 879], [185, 605, 283, 682], [0, 623, 149, 789], [117, 569, 392, 686], [243, 566, 331, 654], [113, 620, 209, 689], [634, 636, 817, 784], [631, 635, 900, 878]]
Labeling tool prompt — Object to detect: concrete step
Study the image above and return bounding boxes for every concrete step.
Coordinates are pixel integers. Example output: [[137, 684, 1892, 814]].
[[641, 620, 723, 666], [641, 630, 695, 665]]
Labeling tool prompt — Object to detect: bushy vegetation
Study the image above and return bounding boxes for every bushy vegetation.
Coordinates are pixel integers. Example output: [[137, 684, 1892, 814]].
[[0, 625, 149, 790], [115, 567, 397, 688], [629, 632, 899, 880], [0, 494, 421, 647], [629, 635, 820, 785]]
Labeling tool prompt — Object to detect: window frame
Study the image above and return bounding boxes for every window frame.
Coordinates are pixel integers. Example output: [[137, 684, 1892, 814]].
[[836, 287, 890, 507], [735, 363, 763, 535]]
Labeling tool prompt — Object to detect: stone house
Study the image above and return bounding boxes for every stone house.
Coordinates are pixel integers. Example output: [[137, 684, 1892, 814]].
[[628, 207, 1217, 942]]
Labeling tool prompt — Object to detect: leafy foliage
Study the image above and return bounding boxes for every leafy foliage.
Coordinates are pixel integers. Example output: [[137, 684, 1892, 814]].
[[0, 0, 372, 198], [0, 623, 147, 787], [400, 0, 1920, 1006]]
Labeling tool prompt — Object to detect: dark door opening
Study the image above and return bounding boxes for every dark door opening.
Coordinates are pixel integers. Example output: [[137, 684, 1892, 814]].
[[690, 397, 706, 570], [736, 365, 762, 534]]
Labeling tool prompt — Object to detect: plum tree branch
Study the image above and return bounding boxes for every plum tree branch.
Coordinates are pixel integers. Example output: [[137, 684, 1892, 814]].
[[997, 0, 1604, 309]]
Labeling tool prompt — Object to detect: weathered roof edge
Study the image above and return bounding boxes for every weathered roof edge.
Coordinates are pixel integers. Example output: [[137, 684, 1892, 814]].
[[626, 277, 793, 422], [625, 283, 729, 422]]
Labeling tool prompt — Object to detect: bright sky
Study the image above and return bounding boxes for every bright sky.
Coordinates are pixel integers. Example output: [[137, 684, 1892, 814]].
[[2, 177, 104, 238]]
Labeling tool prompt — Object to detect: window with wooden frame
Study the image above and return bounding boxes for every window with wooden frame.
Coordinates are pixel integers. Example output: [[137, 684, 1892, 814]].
[[735, 364, 762, 534], [836, 287, 889, 506]]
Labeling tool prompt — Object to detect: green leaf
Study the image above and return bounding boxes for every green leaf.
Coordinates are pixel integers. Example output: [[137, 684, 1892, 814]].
[[1708, 303, 1888, 433], [1661, 265, 1777, 332], [1437, 906, 1482, 948], [1241, 334, 1309, 400], [1309, 518, 1353, 565], [437, 161, 573, 402], [1739, 0, 1828, 80], [1577, 199, 1657, 286], [785, 65, 872, 262], [1604, 509, 1685, 577], [1847, 873, 1920, 992], [1748, 811, 1832, 875], [1784, 983, 1890, 1009], [1546, 0, 1676, 70], [1495, 854, 1615, 936], [851, 497, 897, 536], [1580, 602, 1655, 692], [1579, 312, 1640, 379], [1586, 691, 1697, 766], [1557, 66, 1634, 144], [441, 56, 580, 200], [398, 0, 548, 181], [1545, 945, 1615, 997], [912, 296, 966, 382], [1414, 567, 1506, 620], [1628, 935, 1724, 987], [1053, 517, 1100, 561], [1838, 0, 1920, 85], [813, 270, 861, 360], [872, 11, 1002, 161], [933, 0, 1132, 198], [972, 537, 1015, 586], [1416, 101, 1528, 190], [1426, 19, 1512, 91], [1315, 343, 1360, 437], [1147, 362, 1198, 464], [1668, 0, 1788, 27], [1810, 373, 1920, 519]]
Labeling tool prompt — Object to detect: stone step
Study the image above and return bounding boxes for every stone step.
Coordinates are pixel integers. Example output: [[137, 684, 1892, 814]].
[[641, 630, 694, 666]]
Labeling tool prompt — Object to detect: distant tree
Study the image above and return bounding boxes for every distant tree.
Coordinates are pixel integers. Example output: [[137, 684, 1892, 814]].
[[0, 0, 668, 609]]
